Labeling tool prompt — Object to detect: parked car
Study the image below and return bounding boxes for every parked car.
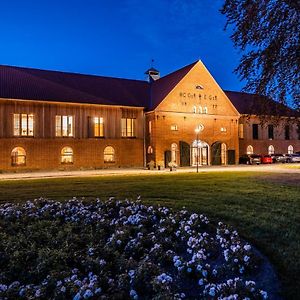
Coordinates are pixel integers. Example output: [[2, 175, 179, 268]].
[[239, 154, 261, 165], [261, 155, 273, 164], [271, 153, 287, 163], [284, 154, 300, 163]]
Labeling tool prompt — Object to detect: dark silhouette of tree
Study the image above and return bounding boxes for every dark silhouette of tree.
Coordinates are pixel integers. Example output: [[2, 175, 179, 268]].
[[221, 0, 300, 110]]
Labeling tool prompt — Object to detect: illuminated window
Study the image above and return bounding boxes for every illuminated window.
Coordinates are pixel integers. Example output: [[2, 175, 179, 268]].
[[147, 146, 153, 154], [104, 146, 115, 162], [171, 143, 178, 164], [268, 145, 275, 155], [193, 106, 197, 113], [94, 117, 104, 137], [221, 127, 227, 132], [149, 121, 152, 134], [198, 106, 202, 114], [288, 145, 293, 154], [11, 147, 26, 166], [246, 145, 253, 154], [61, 147, 73, 164], [56, 116, 74, 137], [203, 106, 208, 114], [171, 124, 178, 131], [13, 114, 34, 136], [121, 118, 135, 137]]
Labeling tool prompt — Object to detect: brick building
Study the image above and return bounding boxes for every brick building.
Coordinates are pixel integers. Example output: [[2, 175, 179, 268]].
[[0, 60, 299, 171]]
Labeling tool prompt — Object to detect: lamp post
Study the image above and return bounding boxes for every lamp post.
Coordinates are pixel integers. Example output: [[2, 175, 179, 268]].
[[195, 128, 200, 173]]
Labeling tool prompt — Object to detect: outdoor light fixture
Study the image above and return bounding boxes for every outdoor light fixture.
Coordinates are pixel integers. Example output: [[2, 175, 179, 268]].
[[195, 124, 204, 173]]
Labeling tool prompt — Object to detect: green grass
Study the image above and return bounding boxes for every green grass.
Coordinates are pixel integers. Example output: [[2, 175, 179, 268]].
[[0, 171, 299, 299]]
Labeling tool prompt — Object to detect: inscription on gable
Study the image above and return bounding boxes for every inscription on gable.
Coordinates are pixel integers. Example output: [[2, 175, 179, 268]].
[[179, 92, 217, 101]]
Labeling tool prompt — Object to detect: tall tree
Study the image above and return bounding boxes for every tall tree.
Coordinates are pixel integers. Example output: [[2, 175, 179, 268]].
[[221, 0, 300, 110]]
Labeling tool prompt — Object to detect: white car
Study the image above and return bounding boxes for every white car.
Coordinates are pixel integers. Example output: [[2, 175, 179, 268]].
[[284, 154, 300, 163]]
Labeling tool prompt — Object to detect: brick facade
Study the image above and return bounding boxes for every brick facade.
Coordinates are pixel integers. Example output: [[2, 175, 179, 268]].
[[0, 61, 299, 172]]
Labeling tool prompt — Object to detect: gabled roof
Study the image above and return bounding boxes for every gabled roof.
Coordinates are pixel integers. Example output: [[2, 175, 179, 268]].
[[149, 61, 198, 110], [0, 63, 298, 118], [225, 91, 299, 117], [0, 65, 149, 107]]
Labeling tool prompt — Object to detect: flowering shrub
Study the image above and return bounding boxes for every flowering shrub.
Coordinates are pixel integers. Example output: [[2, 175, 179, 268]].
[[0, 198, 269, 299]]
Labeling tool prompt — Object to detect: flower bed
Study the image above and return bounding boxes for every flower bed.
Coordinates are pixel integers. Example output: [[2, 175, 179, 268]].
[[0, 198, 269, 299]]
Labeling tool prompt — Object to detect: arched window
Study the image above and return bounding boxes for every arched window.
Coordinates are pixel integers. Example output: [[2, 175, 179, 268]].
[[147, 146, 153, 154], [11, 147, 26, 166], [61, 147, 73, 164], [221, 143, 227, 165], [268, 145, 275, 155], [171, 143, 178, 164], [288, 145, 293, 154], [193, 106, 197, 113], [198, 106, 202, 114], [246, 145, 253, 154], [203, 106, 208, 114], [104, 146, 115, 163]]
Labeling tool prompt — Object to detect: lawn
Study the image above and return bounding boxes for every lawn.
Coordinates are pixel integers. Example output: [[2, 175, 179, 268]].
[[0, 171, 299, 299]]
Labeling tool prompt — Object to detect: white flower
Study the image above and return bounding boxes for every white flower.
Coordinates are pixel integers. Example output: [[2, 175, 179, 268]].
[[260, 290, 268, 299], [83, 289, 93, 298], [73, 292, 81, 300], [244, 255, 250, 263], [198, 279, 204, 286], [0, 284, 7, 292], [209, 287, 216, 297], [130, 289, 138, 299]]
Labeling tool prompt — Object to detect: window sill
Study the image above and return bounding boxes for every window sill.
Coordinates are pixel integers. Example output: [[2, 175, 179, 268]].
[[104, 161, 116, 163], [121, 136, 136, 139]]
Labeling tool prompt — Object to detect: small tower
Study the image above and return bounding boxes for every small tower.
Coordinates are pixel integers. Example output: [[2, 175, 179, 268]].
[[145, 60, 160, 82]]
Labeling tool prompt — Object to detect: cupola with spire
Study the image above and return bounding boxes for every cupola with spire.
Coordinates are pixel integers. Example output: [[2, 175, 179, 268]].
[[145, 60, 160, 82]]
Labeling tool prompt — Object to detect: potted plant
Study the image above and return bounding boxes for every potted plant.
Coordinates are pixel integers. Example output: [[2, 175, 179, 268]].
[[168, 161, 177, 171]]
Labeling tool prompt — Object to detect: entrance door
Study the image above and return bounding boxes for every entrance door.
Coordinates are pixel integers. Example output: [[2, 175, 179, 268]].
[[191, 140, 209, 166], [211, 142, 221, 165], [180, 141, 190, 166], [201, 146, 208, 165], [228, 150, 235, 165], [164, 150, 171, 168]]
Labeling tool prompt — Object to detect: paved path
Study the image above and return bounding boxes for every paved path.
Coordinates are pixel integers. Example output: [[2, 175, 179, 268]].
[[0, 164, 299, 181]]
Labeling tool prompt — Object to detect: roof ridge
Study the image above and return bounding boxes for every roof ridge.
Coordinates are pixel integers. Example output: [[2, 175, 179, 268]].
[[0, 64, 148, 84], [157, 60, 199, 81]]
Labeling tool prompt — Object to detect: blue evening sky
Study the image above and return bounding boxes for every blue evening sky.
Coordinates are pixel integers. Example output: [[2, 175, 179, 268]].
[[0, 0, 244, 91]]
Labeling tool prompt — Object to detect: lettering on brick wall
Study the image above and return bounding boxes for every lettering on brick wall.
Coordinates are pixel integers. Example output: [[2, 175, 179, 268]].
[[179, 92, 217, 100]]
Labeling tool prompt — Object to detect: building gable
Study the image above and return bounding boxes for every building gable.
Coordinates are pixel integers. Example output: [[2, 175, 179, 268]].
[[153, 60, 239, 117]]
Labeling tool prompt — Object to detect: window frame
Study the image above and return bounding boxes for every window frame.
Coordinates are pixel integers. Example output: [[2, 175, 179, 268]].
[[93, 117, 104, 138], [56, 115, 74, 137], [61, 146, 74, 164], [121, 118, 135, 137], [13, 113, 34, 137], [268, 124, 274, 140], [104, 146, 115, 163], [252, 124, 259, 140], [11, 147, 26, 166]]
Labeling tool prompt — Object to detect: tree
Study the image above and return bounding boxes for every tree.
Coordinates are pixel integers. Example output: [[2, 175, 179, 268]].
[[221, 0, 300, 110]]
